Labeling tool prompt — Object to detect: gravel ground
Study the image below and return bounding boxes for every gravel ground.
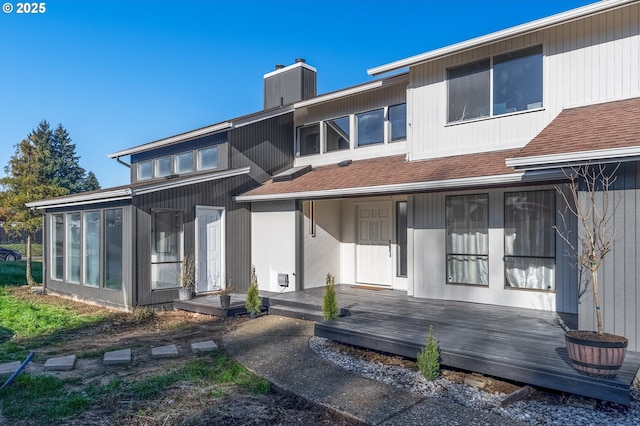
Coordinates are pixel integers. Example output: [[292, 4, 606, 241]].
[[310, 337, 640, 426]]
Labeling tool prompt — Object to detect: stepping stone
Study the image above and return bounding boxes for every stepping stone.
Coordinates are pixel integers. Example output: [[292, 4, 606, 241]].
[[191, 340, 218, 354], [44, 355, 76, 371], [0, 361, 21, 377], [151, 344, 179, 359], [103, 348, 131, 366]]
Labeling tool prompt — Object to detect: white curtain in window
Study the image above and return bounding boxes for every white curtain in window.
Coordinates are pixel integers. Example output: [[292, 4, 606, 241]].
[[504, 190, 555, 290], [446, 194, 489, 285]]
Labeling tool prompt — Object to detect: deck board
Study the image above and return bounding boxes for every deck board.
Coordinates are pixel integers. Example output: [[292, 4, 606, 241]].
[[265, 285, 640, 405]]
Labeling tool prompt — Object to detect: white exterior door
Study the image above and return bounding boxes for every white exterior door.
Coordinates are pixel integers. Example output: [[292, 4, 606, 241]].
[[356, 202, 392, 285], [195, 206, 224, 294]]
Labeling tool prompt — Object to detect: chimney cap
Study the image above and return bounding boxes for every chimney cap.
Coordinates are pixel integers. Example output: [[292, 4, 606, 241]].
[[295, 58, 306, 63], [274, 64, 285, 70]]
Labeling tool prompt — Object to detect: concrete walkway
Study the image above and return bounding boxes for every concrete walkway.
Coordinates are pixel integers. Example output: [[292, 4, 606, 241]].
[[223, 315, 521, 426]]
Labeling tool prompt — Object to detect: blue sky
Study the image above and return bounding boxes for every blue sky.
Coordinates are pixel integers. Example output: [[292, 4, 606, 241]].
[[0, 0, 595, 189]]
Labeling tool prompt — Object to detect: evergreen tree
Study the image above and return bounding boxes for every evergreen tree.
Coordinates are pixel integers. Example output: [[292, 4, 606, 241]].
[[0, 138, 67, 285], [50, 124, 86, 194], [83, 171, 101, 192]]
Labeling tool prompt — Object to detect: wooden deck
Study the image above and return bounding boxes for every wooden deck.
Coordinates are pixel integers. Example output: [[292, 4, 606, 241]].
[[265, 285, 640, 406]]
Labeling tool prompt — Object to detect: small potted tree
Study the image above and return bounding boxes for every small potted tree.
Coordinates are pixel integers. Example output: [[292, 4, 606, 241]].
[[556, 163, 627, 378], [245, 265, 262, 318], [177, 254, 196, 301], [215, 280, 234, 308]]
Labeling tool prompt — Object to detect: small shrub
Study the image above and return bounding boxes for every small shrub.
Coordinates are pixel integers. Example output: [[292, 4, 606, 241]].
[[245, 266, 262, 315], [322, 273, 339, 321], [417, 325, 440, 380]]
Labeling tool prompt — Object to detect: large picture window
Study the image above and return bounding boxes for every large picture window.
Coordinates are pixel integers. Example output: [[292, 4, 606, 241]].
[[504, 190, 555, 291], [49, 209, 124, 290], [151, 210, 183, 290], [446, 194, 489, 285], [448, 45, 543, 122]]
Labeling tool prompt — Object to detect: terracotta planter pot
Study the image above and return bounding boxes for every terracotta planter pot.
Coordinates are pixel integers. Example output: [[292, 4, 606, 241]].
[[565, 330, 628, 378], [219, 295, 231, 308]]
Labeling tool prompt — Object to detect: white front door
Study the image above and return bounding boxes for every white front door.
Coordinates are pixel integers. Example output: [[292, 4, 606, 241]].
[[195, 206, 224, 294], [356, 202, 392, 285]]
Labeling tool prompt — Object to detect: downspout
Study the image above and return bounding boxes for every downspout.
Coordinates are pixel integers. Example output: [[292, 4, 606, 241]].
[[115, 156, 131, 168]]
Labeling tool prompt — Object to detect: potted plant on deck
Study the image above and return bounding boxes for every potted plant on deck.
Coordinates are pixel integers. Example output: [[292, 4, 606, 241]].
[[214, 281, 234, 308], [177, 254, 196, 301], [245, 265, 262, 318], [555, 163, 627, 378]]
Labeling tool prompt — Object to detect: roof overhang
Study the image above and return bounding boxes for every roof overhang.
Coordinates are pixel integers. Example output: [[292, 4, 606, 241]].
[[236, 170, 564, 202], [133, 167, 251, 196], [367, 0, 636, 76], [26, 188, 133, 210], [294, 73, 409, 108], [506, 146, 640, 170]]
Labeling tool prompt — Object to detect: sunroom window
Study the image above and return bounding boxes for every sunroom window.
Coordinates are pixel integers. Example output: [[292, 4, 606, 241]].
[[445, 194, 489, 285], [448, 45, 543, 123], [83, 211, 101, 287], [504, 190, 555, 291]]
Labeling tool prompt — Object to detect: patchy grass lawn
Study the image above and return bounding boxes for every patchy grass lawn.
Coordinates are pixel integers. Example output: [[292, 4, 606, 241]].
[[0, 260, 43, 286], [0, 286, 106, 362]]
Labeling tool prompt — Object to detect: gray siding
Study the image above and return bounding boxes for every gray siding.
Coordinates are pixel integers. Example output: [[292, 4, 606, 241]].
[[264, 66, 316, 109], [134, 112, 295, 305], [134, 175, 252, 305], [412, 184, 577, 314], [578, 161, 640, 351]]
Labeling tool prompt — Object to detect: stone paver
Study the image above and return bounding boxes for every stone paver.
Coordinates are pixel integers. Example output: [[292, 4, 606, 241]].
[[103, 348, 132, 366], [191, 340, 218, 354], [44, 355, 76, 371], [0, 361, 21, 376], [151, 344, 179, 358]]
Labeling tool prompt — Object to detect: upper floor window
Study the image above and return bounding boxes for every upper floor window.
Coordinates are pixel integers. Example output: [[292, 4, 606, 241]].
[[198, 147, 218, 170], [155, 156, 172, 178], [389, 103, 407, 142], [137, 146, 220, 180], [448, 45, 543, 123], [325, 116, 350, 152], [357, 108, 384, 147], [298, 124, 320, 157], [138, 160, 152, 180], [175, 152, 193, 174], [296, 103, 406, 157]]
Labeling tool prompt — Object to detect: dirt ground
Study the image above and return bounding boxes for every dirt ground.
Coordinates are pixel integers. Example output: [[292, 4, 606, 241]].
[[8, 287, 358, 426]]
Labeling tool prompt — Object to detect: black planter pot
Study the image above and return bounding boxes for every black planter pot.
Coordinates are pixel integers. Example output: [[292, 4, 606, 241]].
[[565, 330, 628, 378], [219, 295, 231, 308]]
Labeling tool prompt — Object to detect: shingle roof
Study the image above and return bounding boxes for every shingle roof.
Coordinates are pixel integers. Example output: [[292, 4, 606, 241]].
[[239, 149, 521, 199], [514, 97, 640, 159]]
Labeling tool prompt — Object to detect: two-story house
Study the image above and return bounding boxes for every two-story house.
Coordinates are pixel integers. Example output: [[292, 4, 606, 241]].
[[237, 0, 640, 351]]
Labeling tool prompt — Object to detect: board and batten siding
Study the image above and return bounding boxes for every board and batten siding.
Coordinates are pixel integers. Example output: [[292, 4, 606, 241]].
[[134, 175, 252, 306], [411, 185, 577, 314], [579, 161, 640, 352], [408, 3, 640, 160], [294, 81, 408, 168], [44, 202, 134, 310]]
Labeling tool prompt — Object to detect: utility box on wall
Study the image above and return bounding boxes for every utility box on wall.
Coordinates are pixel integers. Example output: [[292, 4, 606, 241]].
[[277, 273, 289, 288]]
